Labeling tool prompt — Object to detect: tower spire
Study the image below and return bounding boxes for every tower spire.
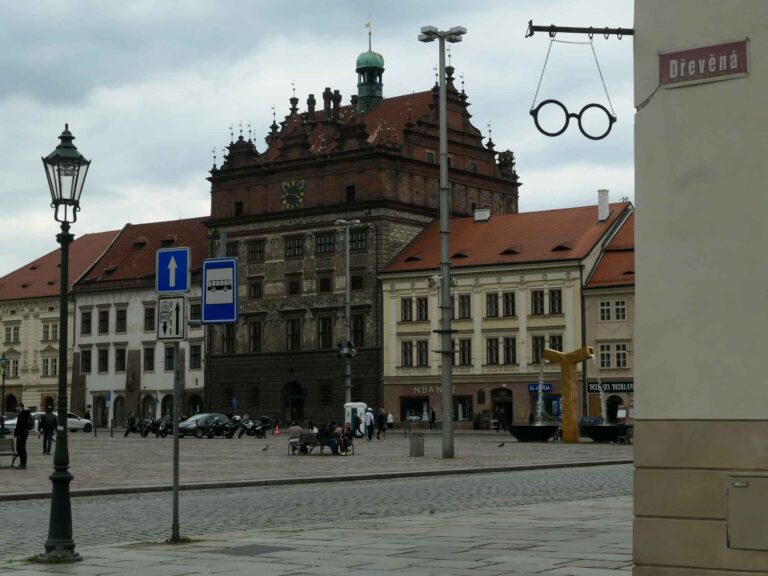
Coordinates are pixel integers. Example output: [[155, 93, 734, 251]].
[[356, 17, 385, 114], [365, 15, 372, 51]]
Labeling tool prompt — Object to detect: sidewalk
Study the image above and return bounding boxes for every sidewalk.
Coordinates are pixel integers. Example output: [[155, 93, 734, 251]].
[[0, 432, 632, 499], [0, 495, 633, 575]]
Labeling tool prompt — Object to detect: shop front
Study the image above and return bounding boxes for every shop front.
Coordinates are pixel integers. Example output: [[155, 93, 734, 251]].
[[586, 381, 634, 422], [527, 383, 562, 423]]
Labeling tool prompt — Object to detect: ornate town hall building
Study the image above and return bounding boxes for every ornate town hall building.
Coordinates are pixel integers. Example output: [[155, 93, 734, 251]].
[[205, 41, 520, 424]]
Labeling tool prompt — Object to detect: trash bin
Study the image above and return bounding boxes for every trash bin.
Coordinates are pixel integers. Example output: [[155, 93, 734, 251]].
[[409, 432, 424, 457]]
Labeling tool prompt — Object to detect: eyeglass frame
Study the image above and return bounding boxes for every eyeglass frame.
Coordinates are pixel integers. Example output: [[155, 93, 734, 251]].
[[530, 99, 616, 141]]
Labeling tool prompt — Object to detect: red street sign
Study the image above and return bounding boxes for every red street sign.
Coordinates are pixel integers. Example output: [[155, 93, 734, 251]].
[[659, 39, 749, 88]]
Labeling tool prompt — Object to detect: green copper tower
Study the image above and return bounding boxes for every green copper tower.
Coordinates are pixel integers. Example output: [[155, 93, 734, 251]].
[[356, 21, 384, 113]]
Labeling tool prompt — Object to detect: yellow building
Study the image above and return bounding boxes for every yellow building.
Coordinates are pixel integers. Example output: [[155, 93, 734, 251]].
[[381, 199, 632, 428]]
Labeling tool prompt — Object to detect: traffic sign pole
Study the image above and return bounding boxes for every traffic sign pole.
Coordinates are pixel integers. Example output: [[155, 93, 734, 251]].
[[170, 340, 181, 543]]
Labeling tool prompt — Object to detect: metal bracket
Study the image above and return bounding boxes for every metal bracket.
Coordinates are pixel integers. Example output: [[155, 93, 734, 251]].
[[525, 20, 634, 39]]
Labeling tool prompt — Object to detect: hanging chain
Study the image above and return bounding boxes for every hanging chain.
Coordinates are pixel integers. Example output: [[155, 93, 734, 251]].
[[530, 38, 554, 111], [590, 39, 616, 116]]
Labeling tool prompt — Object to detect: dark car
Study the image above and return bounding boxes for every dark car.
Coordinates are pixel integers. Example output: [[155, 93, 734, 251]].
[[178, 413, 230, 438]]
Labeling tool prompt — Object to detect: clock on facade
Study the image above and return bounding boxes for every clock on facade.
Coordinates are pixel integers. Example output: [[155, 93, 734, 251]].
[[281, 180, 305, 210]]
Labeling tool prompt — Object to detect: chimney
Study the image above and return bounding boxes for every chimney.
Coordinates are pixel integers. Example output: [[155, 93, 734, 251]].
[[322, 87, 332, 116], [598, 189, 609, 222], [474, 207, 491, 223], [332, 89, 342, 121], [307, 94, 316, 121]]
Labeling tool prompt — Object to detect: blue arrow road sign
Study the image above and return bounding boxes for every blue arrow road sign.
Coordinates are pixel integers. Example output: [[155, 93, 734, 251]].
[[156, 248, 191, 293], [201, 257, 238, 323]]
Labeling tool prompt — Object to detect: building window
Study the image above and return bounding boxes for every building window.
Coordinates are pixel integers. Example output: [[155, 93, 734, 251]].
[[247, 239, 265, 262], [226, 241, 239, 258], [42, 357, 58, 377], [42, 322, 59, 341], [143, 347, 155, 372], [97, 310, 109, 334], [96, 348, 108, 372], [599, 343, 612, 368], [503, 337, 517, 364], [503, 292, 516, 317], [549, 334, 563, 352], [287, 278, 302, 295], [416, 297, 429, 321], [116, 309, 127, 333], [285, 235, 304, 258], [600, 301, 611, 321], [3, 325, 18, 343], [317, 316, 333, 349], [190, 344, 202, 369], [459, 339, 472, 366], [234, 201, 243, 217], [616, 343, 628, 368], [319, 381, 333, 406], [614, 300, 627, 321], [549, 289, 562, 315], [9, 358, 19, 378], [350, 229, 367, 251], [81, 312, 92, 336], [317, 275, 333, 293], [248, 321, 262, 353], [416, 340, 429, 367], [345, 185, 356, 203], [486, 293, 499, 318], [223, 324, 236, 354], [401, 298, 413, 322], [532, 336, 545, 364], [531, 290, 545, 316], [351, 314, 365, 347], [190, 303, 201, 321], [315, 232, 335, 255], [401, 341, 413, 367], [115, 348, 126, 373], [458, 294, 472, 319], [81, 350, 92, 374], [144, 307, 155, 332], [164, 345, 175, 371], [351, 274, 364, 291], [249, 280, 263, 299], [469, 161, 478, 173], [426, 150, 435, 163], [287, 318, 302, 351], [486, 338, 499, 365]]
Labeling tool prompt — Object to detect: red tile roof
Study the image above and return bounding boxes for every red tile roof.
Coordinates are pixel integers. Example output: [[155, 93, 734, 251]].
[[0, 231, 119, 301], [384, 202, 632, 273], [586, 212, 635, 289], [77, 217, 209, 288]]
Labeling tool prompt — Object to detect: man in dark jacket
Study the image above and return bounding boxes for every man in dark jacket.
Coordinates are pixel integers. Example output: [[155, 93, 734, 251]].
[[14, 402, 32, 468], [38, 405, 57, 455]]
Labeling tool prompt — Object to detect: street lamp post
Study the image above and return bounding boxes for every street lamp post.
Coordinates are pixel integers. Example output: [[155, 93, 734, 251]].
[[39, 124, 90, 562], [0, 353, 7, 438], [418, 25, 466, 459], [335, 219, 361, 405]]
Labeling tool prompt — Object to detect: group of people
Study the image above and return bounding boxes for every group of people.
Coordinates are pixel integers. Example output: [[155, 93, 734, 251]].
[[11, 403, 57, 469], [287, 420, 354, 456], [362, 407, 392, 441]]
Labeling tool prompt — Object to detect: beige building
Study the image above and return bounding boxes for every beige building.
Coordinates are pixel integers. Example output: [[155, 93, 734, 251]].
[[634, 2, 768, 573], [584, 212, 635, 422], [381, 200, 632, 428]]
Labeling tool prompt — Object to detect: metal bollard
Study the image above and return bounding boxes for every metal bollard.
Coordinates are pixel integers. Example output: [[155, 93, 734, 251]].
[[94, 423, 97, 437], [110, 419, 114, 438], [409, 432, 424, 457]]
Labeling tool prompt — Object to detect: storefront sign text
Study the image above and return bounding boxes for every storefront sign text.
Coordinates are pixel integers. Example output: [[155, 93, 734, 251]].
[[588, 382, 634, 393], [412, 385, 456, 395], [527, 383, 552, 393]]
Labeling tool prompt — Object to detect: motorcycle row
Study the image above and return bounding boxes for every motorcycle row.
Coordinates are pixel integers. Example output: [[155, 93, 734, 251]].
[[124, 413, 273, 439]]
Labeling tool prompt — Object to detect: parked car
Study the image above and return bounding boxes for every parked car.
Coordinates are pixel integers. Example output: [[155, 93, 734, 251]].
[[178, 413, 230, 438], [5, 411, 93, 434]]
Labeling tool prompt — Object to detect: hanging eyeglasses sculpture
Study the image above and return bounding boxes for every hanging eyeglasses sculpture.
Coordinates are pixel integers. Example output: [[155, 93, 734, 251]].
[[529, 38, 617, 141]]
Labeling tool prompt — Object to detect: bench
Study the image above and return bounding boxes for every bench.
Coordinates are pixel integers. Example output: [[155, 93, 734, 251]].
[[0, 438, 17, 468], [288, 432, 354, 455]]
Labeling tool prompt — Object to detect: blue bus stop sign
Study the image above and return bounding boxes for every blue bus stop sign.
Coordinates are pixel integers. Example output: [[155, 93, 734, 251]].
[[201, 258, 238, 323]]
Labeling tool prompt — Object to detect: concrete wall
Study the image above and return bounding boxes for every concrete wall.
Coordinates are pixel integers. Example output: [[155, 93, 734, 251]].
[[634, 1, 768, 573]]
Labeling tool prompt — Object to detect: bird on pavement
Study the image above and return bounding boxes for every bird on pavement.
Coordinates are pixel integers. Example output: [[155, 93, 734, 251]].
[[498, 442, 505, 447], [262, 445, 269, 451]]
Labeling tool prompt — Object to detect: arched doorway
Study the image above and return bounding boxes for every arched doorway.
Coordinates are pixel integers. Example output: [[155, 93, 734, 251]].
[[491, 387, 514, 429], [282, 381, 304, 425], [188, 394, 203, 416], [43, 396, 55, 411], [113, 396, 125, 427], [5, 394, 17, 412], [94, 396, 108, 427], [160, 394, 174, 418], [141, 394, 156, 419], [606, 395, 624, 423]]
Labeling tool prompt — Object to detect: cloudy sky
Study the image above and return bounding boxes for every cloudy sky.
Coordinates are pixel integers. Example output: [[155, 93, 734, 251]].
[[0, 0, 634, 276]]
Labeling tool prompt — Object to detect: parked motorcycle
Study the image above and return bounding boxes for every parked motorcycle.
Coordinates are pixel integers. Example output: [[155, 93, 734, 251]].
[[124, 413, 143, 437], [237, 415, 264, 438]]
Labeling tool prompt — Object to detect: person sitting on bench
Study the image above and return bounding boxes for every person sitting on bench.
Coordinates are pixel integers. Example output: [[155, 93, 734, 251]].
[[287, 421, 302, 454]]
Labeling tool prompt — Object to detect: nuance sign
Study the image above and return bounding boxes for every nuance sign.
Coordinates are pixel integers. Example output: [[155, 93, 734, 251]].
[[660, 39, 749, 88]]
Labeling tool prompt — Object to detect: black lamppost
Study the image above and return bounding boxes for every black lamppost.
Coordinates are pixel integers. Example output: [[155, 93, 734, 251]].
[[0, 353, 7, 438], [39, 124, 90, 562]]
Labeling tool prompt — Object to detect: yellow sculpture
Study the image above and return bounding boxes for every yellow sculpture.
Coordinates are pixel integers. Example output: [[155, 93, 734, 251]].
[[543, 346, 594, 443]]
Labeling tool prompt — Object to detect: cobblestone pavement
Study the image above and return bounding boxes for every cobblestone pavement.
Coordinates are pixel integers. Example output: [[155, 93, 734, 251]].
[[1, 464, 632, 564], [0, 430, 631, 495]]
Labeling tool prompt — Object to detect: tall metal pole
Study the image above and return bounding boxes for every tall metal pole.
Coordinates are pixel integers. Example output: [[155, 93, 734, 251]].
[[41, 222, 80, 561], [0, 355, 6, 438], [170, 340, 181, 542], [437, 35, 454, 458], [344, 224, 352, 405]]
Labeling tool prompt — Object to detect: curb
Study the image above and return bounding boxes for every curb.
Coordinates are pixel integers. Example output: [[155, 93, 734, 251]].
[[0, 459, 633, 502]]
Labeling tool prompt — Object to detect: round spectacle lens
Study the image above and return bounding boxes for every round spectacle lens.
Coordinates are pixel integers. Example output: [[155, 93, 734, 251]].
[[530, 100, 569, 137], [577, 103, 616, 141]]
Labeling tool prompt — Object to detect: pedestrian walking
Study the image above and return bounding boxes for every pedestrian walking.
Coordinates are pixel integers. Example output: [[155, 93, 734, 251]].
[[387, 410, 394, 431], [376, 408, 387, 440], [429, 406, 437, 430], [364, 407, 375, 441], [38, 405, 57, 455], [14, 402, 32, 469]]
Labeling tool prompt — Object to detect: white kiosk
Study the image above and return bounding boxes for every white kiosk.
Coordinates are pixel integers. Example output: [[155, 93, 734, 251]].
[[344, 402, 367, 438]]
